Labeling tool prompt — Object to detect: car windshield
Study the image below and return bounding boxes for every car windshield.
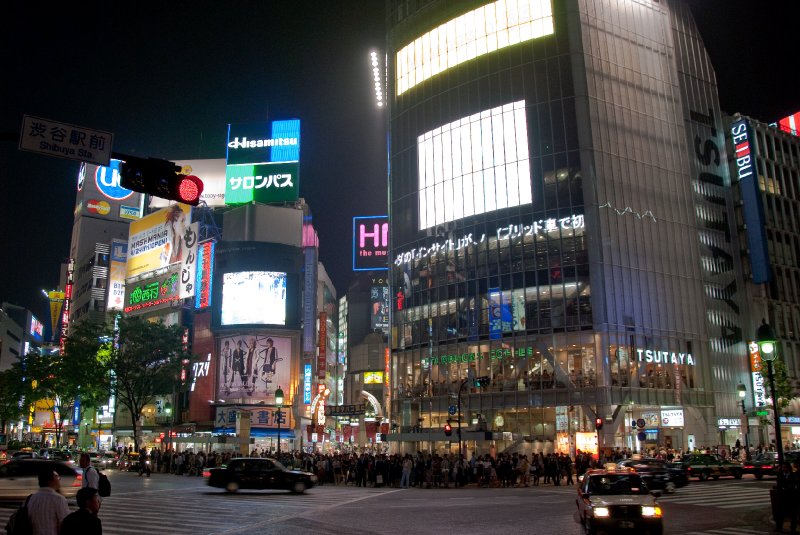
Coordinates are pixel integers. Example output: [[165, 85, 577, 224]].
[[589, 474, 647, 495]]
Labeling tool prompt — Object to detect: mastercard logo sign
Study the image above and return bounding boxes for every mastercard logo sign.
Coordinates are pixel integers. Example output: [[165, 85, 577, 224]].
[[86, 199, 111, 215]]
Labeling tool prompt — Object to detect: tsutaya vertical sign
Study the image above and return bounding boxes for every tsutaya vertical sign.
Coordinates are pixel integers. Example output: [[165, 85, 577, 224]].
[[353, 215, 389, 271], [748, 341, 767, 408], [318, 312, 327, 380]]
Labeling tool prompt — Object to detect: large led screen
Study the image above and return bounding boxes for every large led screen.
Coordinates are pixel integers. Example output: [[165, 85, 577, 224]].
[[418, 100, 531, 230], [218, 334, 291, 404], [221, 271, 287, 326], [396, 0, 554, 96]]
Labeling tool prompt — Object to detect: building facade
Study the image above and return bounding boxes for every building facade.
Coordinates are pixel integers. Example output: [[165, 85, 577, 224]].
[[387, 0, 749, 456]]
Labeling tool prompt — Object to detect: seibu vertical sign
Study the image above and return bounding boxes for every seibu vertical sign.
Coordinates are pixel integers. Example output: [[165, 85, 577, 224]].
[[353, 215, 388, 271], [318, 312, 327, 380]]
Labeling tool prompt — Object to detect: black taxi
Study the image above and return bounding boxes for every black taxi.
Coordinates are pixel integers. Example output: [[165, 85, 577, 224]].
[[576, 467, 663, 535]]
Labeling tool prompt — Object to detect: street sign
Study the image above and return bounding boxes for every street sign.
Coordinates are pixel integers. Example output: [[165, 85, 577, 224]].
[[637, 431, 647, 441], [636, 418, 646, 429], [19, 114, 114, 166], [448, 405, 457, 415]]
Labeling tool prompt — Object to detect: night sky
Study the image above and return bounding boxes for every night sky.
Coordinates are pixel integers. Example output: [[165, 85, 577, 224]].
[[1, 1, 797, 325]]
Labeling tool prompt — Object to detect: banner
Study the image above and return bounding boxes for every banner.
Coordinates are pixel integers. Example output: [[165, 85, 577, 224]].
[[218, 334, 291, 405], [127, 204, 191, 277], [179, 222, 199, 299]]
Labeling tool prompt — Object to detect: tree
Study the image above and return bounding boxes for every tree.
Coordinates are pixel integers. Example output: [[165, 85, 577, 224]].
[[109, 316, 193, 450], [773, 358, 794, 414], [0, 367, 25, 440]]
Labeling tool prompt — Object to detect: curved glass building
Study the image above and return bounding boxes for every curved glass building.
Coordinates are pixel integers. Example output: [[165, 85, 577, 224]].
[[387, 0, 749, 455]]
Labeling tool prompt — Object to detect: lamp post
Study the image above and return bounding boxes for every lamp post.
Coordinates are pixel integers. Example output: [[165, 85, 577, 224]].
[[275, 386, 284, 456], [737, 383, 750, 460], [755, 320, 784, 467], [164, 402, 173, 452]]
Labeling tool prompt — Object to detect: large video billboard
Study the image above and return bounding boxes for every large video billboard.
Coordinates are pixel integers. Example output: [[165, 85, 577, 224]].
[[212, 241, 302, 329], [126, 204, 192, 277], [417, 100, 532, 230], [217, 334, 292, 404]]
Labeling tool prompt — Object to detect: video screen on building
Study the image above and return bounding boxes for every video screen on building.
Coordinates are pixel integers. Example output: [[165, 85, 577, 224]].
[[418, 100, 532, 230], [220, 271, 287, 326]]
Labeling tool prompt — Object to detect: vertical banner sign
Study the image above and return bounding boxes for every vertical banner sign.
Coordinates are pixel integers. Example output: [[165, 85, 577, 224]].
[[748, 341, 767, 408], [303, 246, 318, 353], [107, 240, 128, 311], [195, 240, 215, 309], [385, 348, 390, 387], [61, 259, 75, 353], [304, 364, 312, 404], [179, 222, 199, 299], [318, 312, 327, 380], [47, 291, 65, 343]]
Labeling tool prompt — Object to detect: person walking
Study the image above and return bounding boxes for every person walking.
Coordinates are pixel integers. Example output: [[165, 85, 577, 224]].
[[28, 468, 70, 535], [79, 453, 99, 491], [400, 455, 412, 488], [59, 487, 102, 535]]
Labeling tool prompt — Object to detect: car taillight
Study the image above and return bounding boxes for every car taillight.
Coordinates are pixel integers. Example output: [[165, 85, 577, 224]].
[[202, 470, 211, 478], [73, 474, 82, 487], [744, 464, 753, 469], [763, 465, 772, 470]]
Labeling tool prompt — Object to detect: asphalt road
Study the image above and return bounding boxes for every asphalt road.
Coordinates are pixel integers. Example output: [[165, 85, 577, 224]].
[[0, 470, 780, 535]]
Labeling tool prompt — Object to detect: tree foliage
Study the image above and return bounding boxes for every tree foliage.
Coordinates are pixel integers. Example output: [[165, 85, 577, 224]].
[[109, 316, 193, 450], [0, 367, 25, 432]]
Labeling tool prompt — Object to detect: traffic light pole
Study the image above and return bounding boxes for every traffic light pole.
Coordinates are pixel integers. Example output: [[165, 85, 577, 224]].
[[457, 378, 469, 460]]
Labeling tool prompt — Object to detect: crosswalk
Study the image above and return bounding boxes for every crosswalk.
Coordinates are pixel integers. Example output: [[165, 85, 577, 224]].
[[657, 482, 771, 510], [683, 528, 770, 535], [0, 485, 400, 534]]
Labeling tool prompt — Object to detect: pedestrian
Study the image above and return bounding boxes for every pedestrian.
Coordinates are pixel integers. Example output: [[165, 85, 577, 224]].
[[775, 461, 798, 534], [79, 453, 99, 491], [28, 468, 70, 535], [59, 487, 102, 535]]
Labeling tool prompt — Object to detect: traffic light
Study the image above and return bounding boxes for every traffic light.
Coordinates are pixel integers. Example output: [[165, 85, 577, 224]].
[[595, 417, 604, 431], [444, 422, 452, 436], [474, 376, 491, 388], [119, 156, 204, 205]]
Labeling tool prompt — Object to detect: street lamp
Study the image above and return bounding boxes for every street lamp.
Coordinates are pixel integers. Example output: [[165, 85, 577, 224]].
[[164, 402, 173, 451], [275, 386, 284, 456], [755, 320, 784, 467], [737, 383, 750, 460]]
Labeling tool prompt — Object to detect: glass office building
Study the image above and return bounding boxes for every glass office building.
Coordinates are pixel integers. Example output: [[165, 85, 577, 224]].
[[387, 0, 748, 455]]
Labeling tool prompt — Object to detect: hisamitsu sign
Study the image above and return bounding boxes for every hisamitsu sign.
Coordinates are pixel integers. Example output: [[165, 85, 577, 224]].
[[19, 115, 114, 166]]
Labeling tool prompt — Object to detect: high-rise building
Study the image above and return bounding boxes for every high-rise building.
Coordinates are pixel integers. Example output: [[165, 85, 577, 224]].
[[725, 112, 800, 449], [387, 0, 748, 455]]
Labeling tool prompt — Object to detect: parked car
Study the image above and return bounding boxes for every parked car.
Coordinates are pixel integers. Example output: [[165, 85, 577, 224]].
[[575, 468, 663, 535], [205, 457, 317, 494], [616, 458, 687, 493], [674, 454, 743, 481], [0, 459, 82, 501]]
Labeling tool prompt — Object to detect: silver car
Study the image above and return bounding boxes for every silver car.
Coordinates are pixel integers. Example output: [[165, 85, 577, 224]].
[[0, 459, 82, 501]]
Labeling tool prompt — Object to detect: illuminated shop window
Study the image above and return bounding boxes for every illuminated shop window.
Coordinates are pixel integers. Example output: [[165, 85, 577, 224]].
[[417, 100, 532, 230], [396, 0, 554, 96]]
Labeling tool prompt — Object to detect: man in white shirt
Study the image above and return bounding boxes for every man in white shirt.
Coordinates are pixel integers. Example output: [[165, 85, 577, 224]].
[[79, 453, 99, 491], [27, 468, 70, 535]]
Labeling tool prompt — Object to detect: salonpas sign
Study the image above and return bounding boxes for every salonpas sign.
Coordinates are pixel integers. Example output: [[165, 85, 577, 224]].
[[635, 348, 695, 366]]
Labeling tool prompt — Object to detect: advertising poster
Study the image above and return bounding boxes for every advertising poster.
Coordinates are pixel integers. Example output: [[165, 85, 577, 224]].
[[127, 204, 192, 277], [370, 285, 390, 331], [488, 288, 512, 339], [218, 334, 291, 404], [107, 239, 128, 311], [179, 222, 199, 299]]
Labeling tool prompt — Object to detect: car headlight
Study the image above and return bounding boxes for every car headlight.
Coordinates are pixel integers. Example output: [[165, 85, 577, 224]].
[[594, 507, 611, 518], [310, 475, 319, 482], [641, 506, 662, 517]]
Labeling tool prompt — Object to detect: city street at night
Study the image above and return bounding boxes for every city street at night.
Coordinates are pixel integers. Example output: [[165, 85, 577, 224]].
[[0, 471, 779, 535]]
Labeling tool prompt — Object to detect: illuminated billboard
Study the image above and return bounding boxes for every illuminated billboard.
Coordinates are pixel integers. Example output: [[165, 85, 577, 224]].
[[29, 315, 43, 343], [396, 0, 554, 96], [224, 162, 299, 205], [217, 334, 292, 405], [364, 371, 384, 384], [221, 271, 287, 326], [75, 160, 143, 222], [226, 120, 301, 166], [194, 240, 215, 310], [126, 204, 192, 277], [106, 239, 128, 311], [123, 269, 181, 314], [778, 111, 799, 136], [418, 100, 531, 230], [370, 285, 390, 332], [353, 215, 389, 271]]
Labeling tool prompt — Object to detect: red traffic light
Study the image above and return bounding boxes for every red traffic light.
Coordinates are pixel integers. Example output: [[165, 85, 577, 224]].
[[444, 423, 452, 436], [174, 174, 204, 205], [595, 418, 604, 431]]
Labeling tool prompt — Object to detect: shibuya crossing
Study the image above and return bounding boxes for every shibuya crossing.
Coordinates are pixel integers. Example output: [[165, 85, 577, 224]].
[[386, 0, 749, 456]]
